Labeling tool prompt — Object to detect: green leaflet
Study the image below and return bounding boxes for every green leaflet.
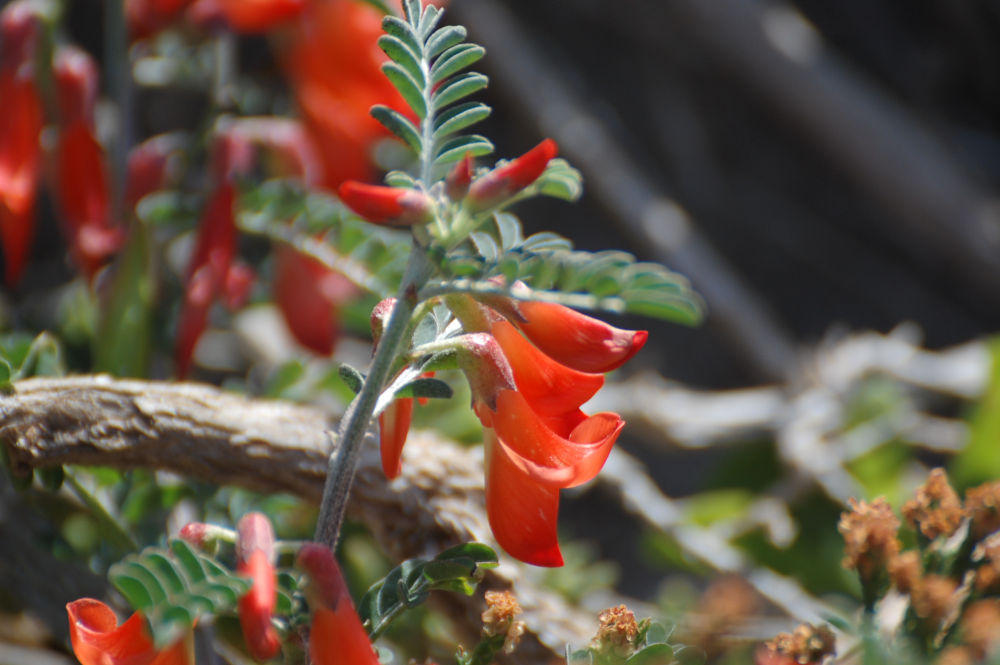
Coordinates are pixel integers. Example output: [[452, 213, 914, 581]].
[[357, 542, 498, 640], [373, 2, 492, 174], [109, 540, 252, 648], [426, 216, 704, 326]]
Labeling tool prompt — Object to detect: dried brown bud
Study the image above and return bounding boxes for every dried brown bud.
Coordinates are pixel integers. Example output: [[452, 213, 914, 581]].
[[761, 623, 836, 665], [593, 605, 639, 654], [966, 481, 1000, 540], [888, 551, 922, 594], [973, 537, 1000, 594], [839, 497, 901, 583], [911, 574, 959, 628], [902, 468, 965, 540], [684, 576, 760, 657], [481, 590, 525, 655], [960, 599, 1000, 659]]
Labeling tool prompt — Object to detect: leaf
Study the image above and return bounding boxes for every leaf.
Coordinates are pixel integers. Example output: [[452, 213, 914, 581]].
[[382, 16, 422, 56], [431, 72, 488, 110], [378, 35, 424, 86], [110, 543, 251, 647], [434, 134, 493, 166], [432, 102, 491, 141], [430, 43, 485, 85], [338, 364, 366, 395], [416, 3, 442, 38], [625, 643, 676, 665], [494, 212, 523, 250], [425, 25, 466, 59], [371, 105, 422, 153], [393, 377, 453, 400], [382, 62, 427, 118], [358, 543, 496, 639]]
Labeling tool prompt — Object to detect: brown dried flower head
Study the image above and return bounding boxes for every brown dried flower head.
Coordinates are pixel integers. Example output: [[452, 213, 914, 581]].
[[974, 536, 1000, 594], [839, 497, 901, 582], [960, 599, 1000, 660], [966, 481, 1000, 540], [761, 623, 836, 665], [888, 550, 922, 594], [910, 574, 959, 628], [902, 468, 965, 540], [593, 605, 640, 654], [481, 590, 525, 654]]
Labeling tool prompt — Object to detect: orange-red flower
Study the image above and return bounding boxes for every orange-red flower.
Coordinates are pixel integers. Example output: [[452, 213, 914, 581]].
[[279, 0, 410, 191], [297, 544, 380, 665], [66, 599, 192, 665], [0, 1, 42, 286], [235, 513, 281, 662], [374, 293, 641, 566], [52, 46, 125, 279], [217, 0, 305, 33], [338, 181, 433, 227], [467, 139, 558, 211]]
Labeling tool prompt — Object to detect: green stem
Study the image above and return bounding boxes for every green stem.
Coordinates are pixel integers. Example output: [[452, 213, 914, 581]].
[[313, 247, 433, 550]]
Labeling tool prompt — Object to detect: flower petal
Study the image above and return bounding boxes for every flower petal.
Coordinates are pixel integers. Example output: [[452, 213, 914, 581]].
[[297, 544, 380, 665], [378, 397, 413, 480], [490, 319, 603, 415], [274, 244, 356, 355], [490, 390, 623, 489], [484, 429, 563, 567], [218, 0, 304, 33], [514, 300, 648, 374], [67, 599, 157, 665], [238, 550, 280, 662]]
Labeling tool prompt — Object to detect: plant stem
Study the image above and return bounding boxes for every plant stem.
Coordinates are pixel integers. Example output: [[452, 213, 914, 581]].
[[313, 246, 433, 550]]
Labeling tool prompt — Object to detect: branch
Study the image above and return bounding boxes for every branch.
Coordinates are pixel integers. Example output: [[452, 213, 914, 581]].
[[0, 375, 596, 659]]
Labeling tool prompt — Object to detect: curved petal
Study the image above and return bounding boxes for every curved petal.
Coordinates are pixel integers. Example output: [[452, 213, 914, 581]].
[[491, 390, 623, 489], [238, 550, 280, 662], [297, 544, 379, 665], [514, 300, 648, 374], [378, 397, 413, 479], [273, 245, 355, 355], [67, 599, 156, 665], [490, 319, 603, 415], [484, 430, 563, 567]]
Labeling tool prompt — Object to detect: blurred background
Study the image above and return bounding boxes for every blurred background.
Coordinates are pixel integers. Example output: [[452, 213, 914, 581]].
[[4, 0, 1000, 663]]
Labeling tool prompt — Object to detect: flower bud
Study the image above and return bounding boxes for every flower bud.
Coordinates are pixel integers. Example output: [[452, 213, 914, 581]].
[[236, 513, 280, 663], [338, 181, 432, 227], [445, 153, 473, 201], [53, 46, 99, 128], [467, 139, 556, 211]]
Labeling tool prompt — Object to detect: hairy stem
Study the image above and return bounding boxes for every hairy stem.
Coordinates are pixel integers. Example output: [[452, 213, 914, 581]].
[[313, 246, 433, 550]]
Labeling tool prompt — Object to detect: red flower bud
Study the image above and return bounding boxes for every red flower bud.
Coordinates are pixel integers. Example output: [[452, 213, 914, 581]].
[[338, 181, 432, 227], [125, 133, 183, 211], [0, 2, 40, 75], [378, 397, 413, 480], [296, 544, 379, 665], [236, 513, 280, 663], [445, 153, 473, 201], [218, 0, 304, 33], [467, 139, 557, 211], [53, 46, 99, 128]]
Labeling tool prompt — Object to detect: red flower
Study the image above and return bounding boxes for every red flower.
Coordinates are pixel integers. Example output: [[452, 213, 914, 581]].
[[66, 599, 192, 665], [511, 300, 648, 374], [378, 397, 414, 479], [175, 130, 255, 377], [217, 0, 304, 33], [0, 1, 42, 285], [467, 139, 557, 211], [273, 244, 358, 355], [125, 133, 184, 212], [297, 544, 380, 665], [52, 46, 126, 279], [126, 0, 194, 40], [235, 513, 281, 662], [280, 0, 410, 190], [338, 181, 432, 227]]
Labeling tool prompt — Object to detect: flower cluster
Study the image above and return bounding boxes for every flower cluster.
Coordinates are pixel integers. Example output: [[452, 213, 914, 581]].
[[67, 513, 378, 665], [375, 288, 645, 566]]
